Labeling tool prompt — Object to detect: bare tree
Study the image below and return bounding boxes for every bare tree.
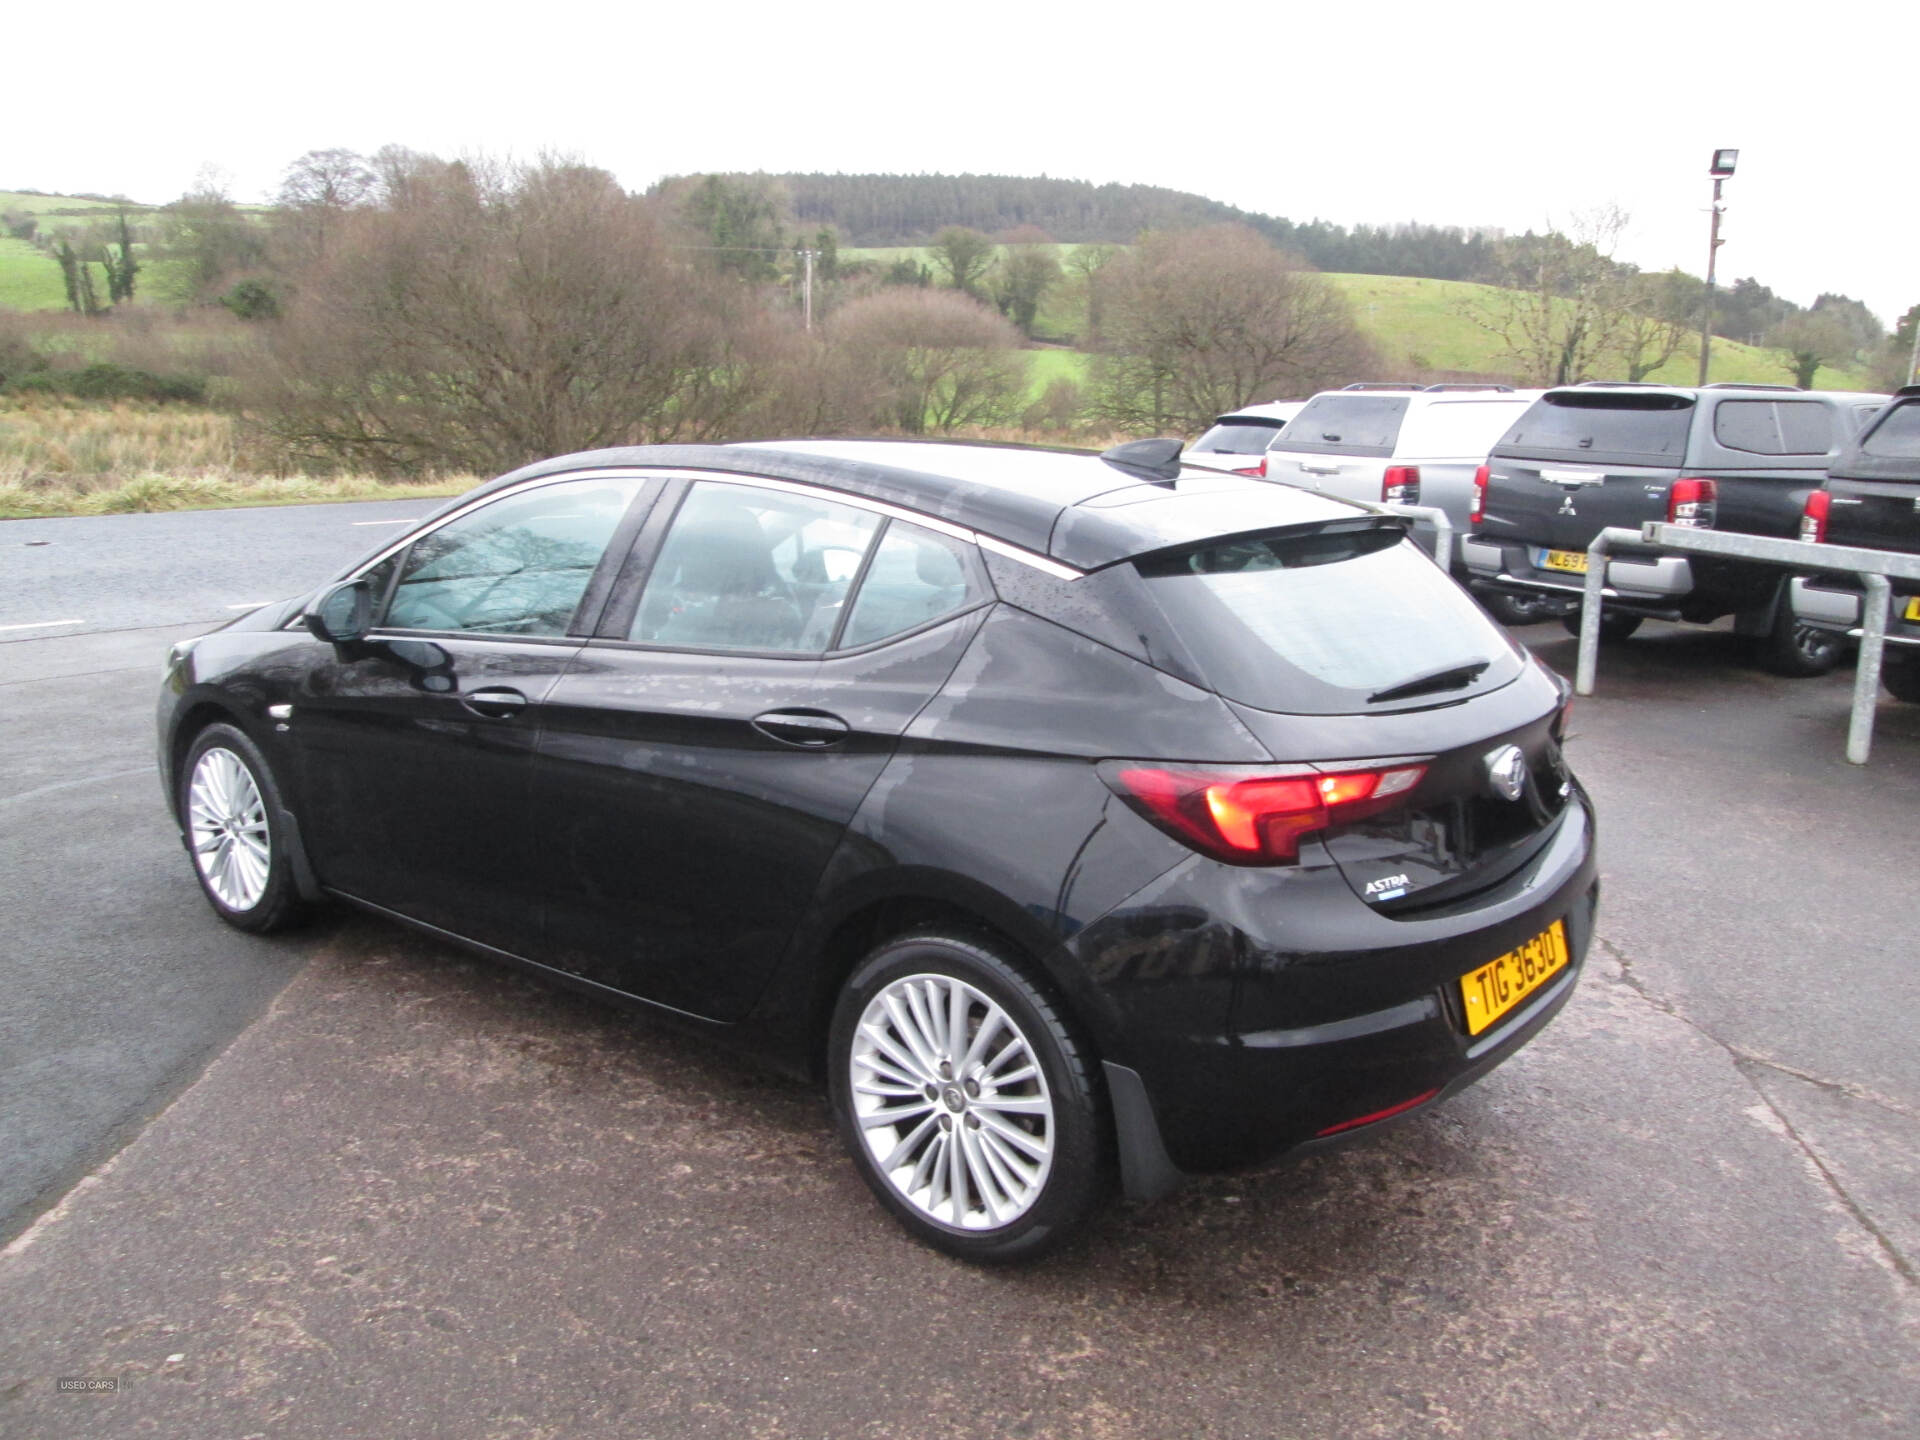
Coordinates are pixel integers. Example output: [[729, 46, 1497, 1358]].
[[1088, 225, 1375, 432], [1463, 207, 1638, 386], [249, 157, 782, 474], [160, 180, 268, 301], [275, 149, 377, 266], [827, 288, 1027, 433], [930, 226, 994, 297], [1063, 242, 1118, 345], [990, 226, 1061, 338], [1767, 311, 1858, 388], [1615, 269, 1697, 383]]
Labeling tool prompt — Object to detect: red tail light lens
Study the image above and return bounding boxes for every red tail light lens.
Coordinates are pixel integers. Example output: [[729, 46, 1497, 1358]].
[[1381, 465, 1420, 504], [1102, 762, 1428, 865], [1470, 464, 1489, 525], [1231, 455, 1269, 478], [1800, 489, 1830, 544], [1667, 477, 1718, 528]]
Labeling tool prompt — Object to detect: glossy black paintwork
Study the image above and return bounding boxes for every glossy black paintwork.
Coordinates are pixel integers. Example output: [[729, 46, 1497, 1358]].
[[161, 444, 1599, 1181]]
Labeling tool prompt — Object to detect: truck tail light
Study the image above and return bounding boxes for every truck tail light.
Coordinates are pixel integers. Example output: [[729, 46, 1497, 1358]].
[[1800, 489, 1830, 544], [1231, 455, 1268, 478], [1470, 464, 1489, 525], [1381, 465, 1420, 504], [1667, 477, 1717, 528], [1100, 761, 1428, 866]]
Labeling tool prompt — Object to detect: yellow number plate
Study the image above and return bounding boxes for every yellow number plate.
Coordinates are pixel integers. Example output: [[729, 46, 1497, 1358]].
[[1460, 921, 1570, 1036], [1541, 549, 1589, 574], [1904, 596, 1920, 622]]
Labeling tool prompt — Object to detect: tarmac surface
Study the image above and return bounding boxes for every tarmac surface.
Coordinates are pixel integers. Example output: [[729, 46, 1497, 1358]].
[[2, 501, 1916, 1438]]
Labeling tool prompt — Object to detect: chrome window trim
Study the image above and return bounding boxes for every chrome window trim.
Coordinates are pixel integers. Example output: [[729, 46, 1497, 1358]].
[[327, 467, 1086, 591]]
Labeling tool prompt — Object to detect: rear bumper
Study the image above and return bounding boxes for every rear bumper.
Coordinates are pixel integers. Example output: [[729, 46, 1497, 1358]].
[[1462, 537, 1694, 602], [1791, 576, 1920, 645], [1072, 791, 1599, 1179]]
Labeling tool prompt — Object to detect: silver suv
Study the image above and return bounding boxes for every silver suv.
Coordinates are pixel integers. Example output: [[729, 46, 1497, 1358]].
[[1181, 400, 1307, 475]]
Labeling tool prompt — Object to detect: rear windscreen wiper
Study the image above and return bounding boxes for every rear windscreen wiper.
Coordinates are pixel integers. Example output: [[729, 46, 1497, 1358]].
[[1367, 659, 1490, 705]]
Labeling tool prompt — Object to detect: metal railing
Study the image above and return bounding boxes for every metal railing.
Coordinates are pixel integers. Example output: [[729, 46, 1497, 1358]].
[[1575, 523, 1920, 764]]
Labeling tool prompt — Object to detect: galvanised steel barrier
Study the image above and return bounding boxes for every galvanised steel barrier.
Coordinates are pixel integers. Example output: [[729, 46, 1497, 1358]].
[[1575, 523, 1920, 764]]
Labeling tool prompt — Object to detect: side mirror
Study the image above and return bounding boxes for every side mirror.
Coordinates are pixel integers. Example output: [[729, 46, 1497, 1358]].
[[303, 580, 373, 645]]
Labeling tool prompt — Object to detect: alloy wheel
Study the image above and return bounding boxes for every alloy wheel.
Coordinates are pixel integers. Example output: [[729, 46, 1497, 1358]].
[[187, 747, 272, 912], [848, 973, 1055, 1231]]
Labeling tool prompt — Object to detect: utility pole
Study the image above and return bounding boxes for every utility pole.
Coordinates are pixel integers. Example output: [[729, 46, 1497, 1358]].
[[1697, 149, 1738, 386], [799, 248, 816, 332]]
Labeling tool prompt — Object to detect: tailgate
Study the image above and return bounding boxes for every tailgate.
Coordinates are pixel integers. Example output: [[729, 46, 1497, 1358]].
[[1825, 478, 1920, 558], [1265, 451, 1387, 505], [1480, 457, 1678, 554]]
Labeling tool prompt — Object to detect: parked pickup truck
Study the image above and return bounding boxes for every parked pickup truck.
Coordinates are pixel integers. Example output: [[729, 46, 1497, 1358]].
[[1792, 383, 1920, 702], [1462, 383, 1887, 673]]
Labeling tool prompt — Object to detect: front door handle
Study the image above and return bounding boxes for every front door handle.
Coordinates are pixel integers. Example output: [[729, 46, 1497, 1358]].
[[461, 686, 529, 719], [752, 709, 850, 748]]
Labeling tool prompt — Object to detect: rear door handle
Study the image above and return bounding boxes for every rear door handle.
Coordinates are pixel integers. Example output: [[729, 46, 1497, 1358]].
[[461, 686, 529, 719], [1299, 463, 1341, 476], [752, 709, 850, 748]]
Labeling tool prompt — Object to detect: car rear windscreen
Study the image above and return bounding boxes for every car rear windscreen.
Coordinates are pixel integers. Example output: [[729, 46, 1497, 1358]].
[[1191, 420, 1285, 455], [1135, 526, 1520, 714], [1862, 403, 1920, 459], [1495, 392, 1694, 463], [1275, 395, 1410, 458]]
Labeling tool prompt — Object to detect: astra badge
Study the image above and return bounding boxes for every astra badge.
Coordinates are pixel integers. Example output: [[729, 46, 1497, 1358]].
[[1486, 745, 1527, 801]]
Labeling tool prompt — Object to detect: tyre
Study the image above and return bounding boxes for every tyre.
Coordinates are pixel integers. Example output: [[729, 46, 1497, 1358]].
[[179, 722, 305, 933], [1883, 653, 1920, 704], [1757, 600, 1845, 678], [828, 930, 1109, 1263], [1477, 588, 1569, 627], [1560, 609, 1643, 643]]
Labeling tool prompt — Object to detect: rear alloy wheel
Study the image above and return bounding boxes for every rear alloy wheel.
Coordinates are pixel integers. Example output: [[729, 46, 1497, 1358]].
[[1561, 608, 1643, 643], [1882, 653, 1920, 704], [829, 931, 1108, 1262], [180, 723, 304, 933], [1759, 600, 1844, 678]]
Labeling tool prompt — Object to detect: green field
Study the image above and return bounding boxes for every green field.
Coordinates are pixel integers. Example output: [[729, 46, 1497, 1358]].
[[0, 237, 67, 309]]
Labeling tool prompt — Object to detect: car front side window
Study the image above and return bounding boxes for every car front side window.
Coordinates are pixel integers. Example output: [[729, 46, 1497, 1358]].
[[383, 478, 644, 636]]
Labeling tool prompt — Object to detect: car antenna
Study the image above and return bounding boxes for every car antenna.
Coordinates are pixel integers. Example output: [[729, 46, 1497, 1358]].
[[1099, 438, 1184, 486]]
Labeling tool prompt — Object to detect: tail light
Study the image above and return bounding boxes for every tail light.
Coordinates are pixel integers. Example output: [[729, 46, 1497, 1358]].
[[1470, 464, 1489, 525], [1800, 489, 1830, 544], [1381, 465, 1420, 504], [1101, 761, 1428, 866], [1667, 477, 1717, 528], [1231, 455, 1268, 478]]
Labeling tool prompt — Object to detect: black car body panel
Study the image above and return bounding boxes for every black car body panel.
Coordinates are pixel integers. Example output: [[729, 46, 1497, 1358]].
[[1794, 386, 1920, 651], [160, 440, 1597, 1197]]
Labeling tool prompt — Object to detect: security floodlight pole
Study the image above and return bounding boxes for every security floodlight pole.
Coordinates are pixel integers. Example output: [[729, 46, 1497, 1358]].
[[1697, 148, 1738, 385]]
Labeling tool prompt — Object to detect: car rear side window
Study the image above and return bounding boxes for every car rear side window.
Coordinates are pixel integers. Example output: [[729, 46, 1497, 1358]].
[[383, 477, 644, 636], [1276, 396, 1410, 457], [1495, 392, 1693, 463], [632, 481, 881, 653], [1714, 399, 1834, 455], [839, 522, 989, 649], [1393, 399, 1533, 457], [1135, 526, 1519, 714], [1192, 420, 1285, 455], [1861, 403, 1920, 458]]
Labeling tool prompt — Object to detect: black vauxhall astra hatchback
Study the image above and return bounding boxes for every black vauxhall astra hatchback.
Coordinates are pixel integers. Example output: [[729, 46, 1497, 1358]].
[[159, 438, 1598, 1261]]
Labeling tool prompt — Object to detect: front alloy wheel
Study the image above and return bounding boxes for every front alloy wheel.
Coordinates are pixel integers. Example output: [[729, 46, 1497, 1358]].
[[179, 722, 304, 932], [830, 932, 1108, 1262]]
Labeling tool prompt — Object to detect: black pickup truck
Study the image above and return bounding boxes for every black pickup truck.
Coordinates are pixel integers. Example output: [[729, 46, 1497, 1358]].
[[1462, 383, 1887, 674], [1791, 384, 1920, 702]]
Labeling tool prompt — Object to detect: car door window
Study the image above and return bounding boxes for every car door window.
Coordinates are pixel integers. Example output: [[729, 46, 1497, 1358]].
[[383, 477, 645, 636], [1775, 401, 1834, 455], [631, 481, 881, 653], [839, 521, 990, 649]]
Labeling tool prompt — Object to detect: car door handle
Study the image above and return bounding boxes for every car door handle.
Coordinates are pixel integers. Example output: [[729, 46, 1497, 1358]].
[[460, 687, 529, 719], [752, 709, 850, 748]]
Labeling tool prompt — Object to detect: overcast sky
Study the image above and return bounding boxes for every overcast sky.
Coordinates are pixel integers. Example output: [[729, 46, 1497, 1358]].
[[12, 1, 1913, 327]]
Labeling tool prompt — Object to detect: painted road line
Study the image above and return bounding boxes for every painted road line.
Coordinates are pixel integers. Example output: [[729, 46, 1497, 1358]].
[[351, 519, 416, 527], [0, 619, 85, 634]]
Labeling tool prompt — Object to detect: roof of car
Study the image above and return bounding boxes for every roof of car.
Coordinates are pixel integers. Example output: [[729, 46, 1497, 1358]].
[[1542, 383, 1888, 404], [468, 439, 1367, 570]]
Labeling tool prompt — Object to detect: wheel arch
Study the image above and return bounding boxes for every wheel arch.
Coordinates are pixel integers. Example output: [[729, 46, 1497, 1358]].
[[169, 701, 325, 903]]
